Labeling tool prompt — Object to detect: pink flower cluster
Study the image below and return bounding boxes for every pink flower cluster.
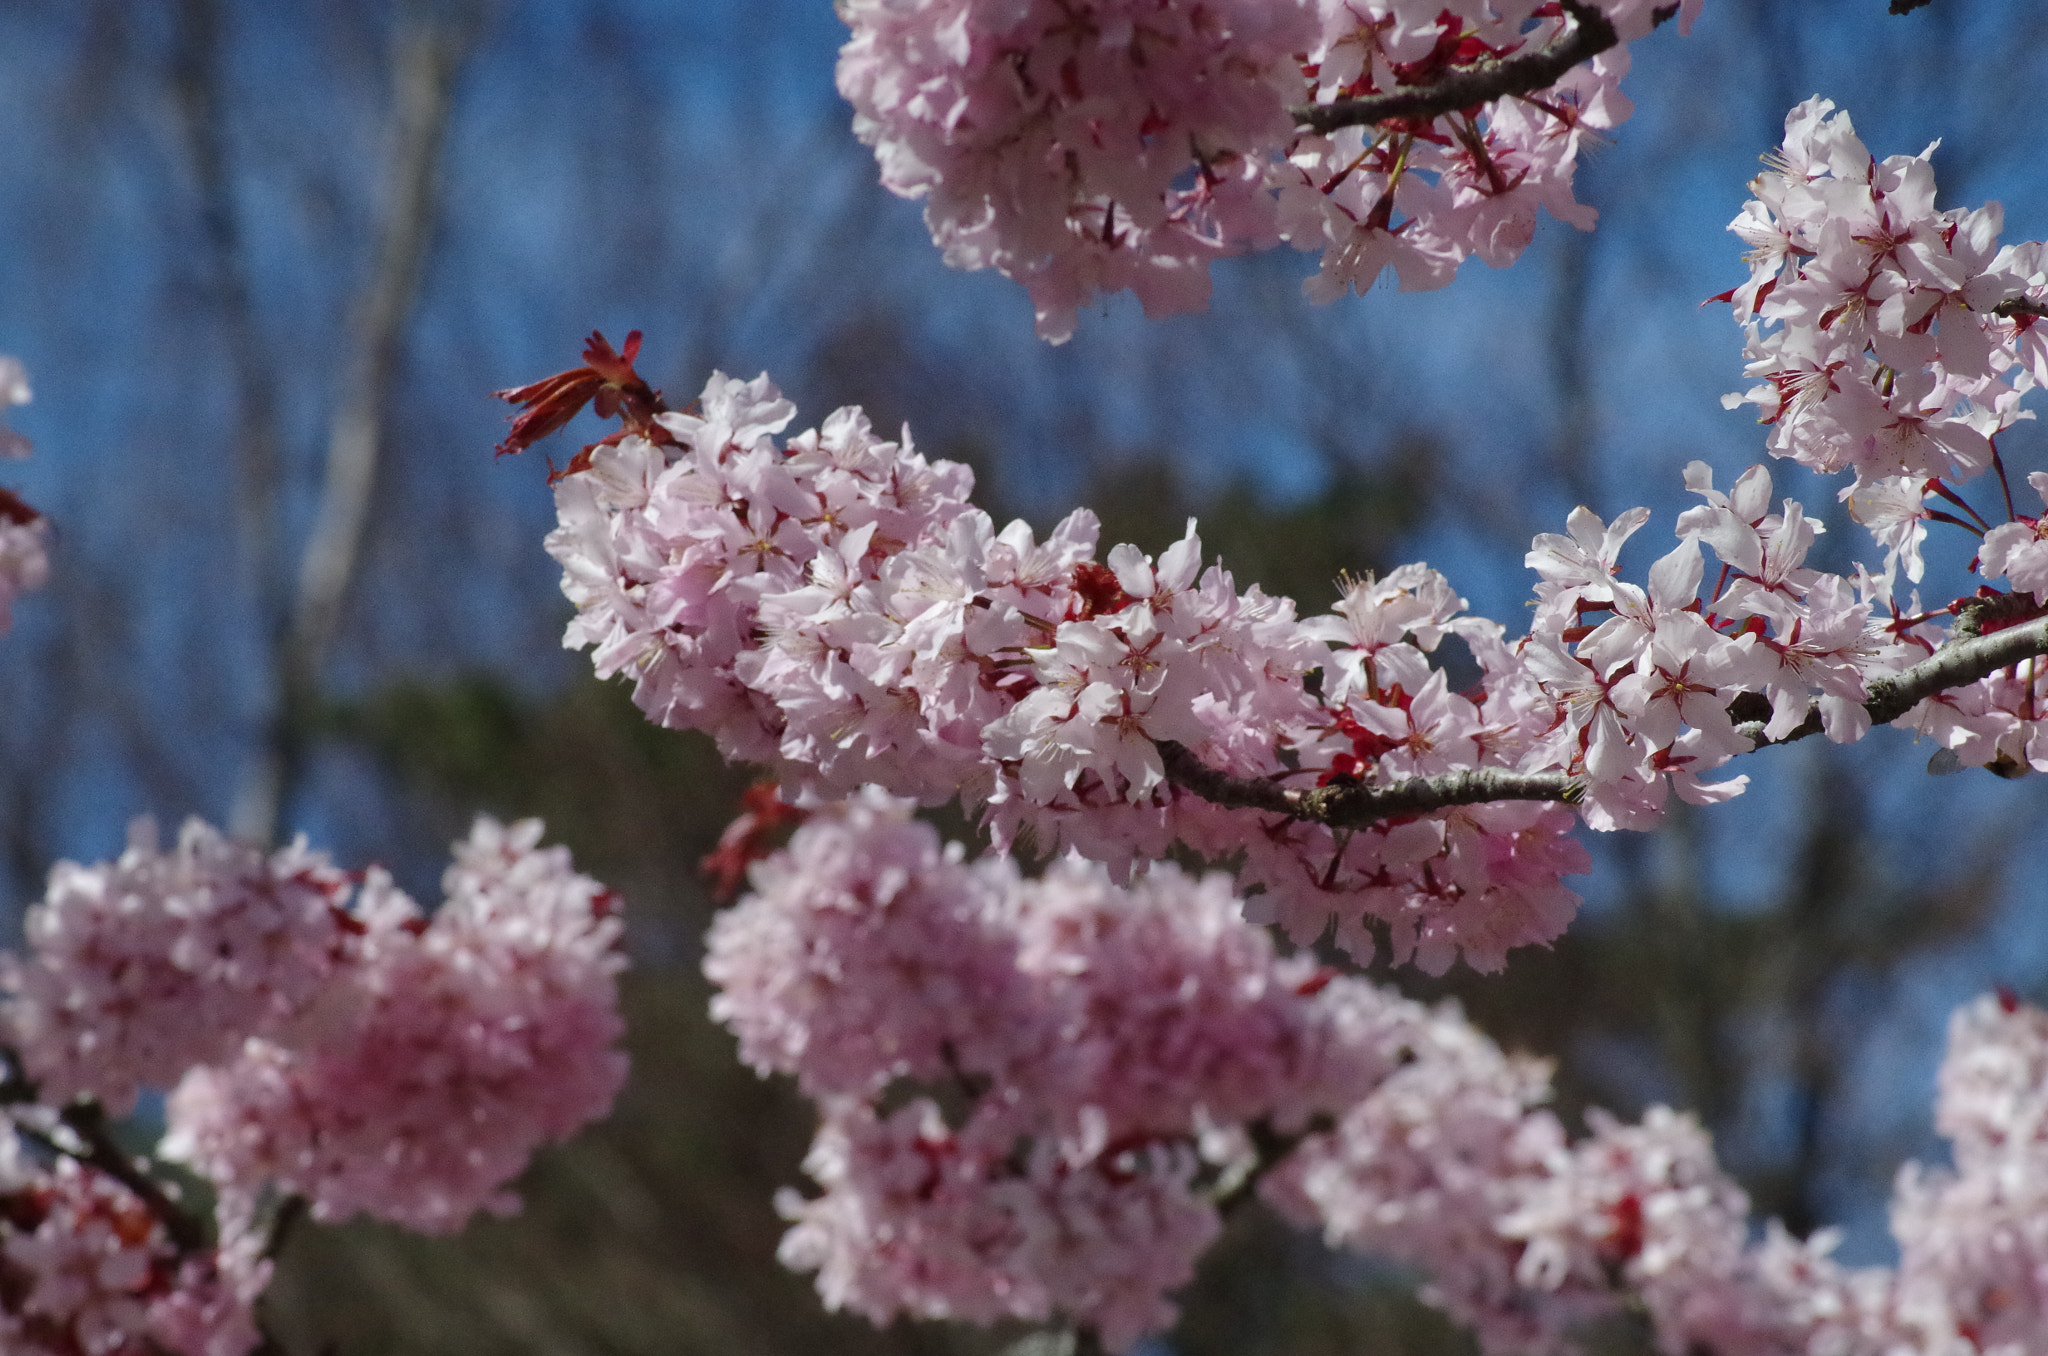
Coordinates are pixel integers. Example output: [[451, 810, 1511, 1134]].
[[0, 1140, 264, 1356], [837, 0, 1703, 340], [545, 358, 2048, 976], [547, 369, 1602, 972], [1715, 100, 2048, 773], [1892, 994, 2048, 1350], [1723, 98, 2048, 580], [1519, 462, 1898, 829], [1279, 0, 1700, 307], [717, 800, 2048, 1354], [707, 791, 1419, 1350], [164, 817, 628, 1235], [5, 818, 353, 1115], [0, 818, 627, 1354], [1277, 990, 2048, 1355]]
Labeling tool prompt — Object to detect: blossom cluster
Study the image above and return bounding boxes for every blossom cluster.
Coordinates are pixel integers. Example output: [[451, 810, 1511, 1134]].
[[707, 790, 1429, 1348], [838, 0, 1702, 340], [717, 797, 2048, 1355], [540, 350, 2048, 982], [1725, 98, 2048, 533], [0, 817, 627, 1355], [5, 817, 354, 1115], [531, 87, 2048, 972], [545, 367, 1605, 972], [1519, 463, 1892, 827], [1713, 99, 2048, 771], [0, 1140, 264, 1356]]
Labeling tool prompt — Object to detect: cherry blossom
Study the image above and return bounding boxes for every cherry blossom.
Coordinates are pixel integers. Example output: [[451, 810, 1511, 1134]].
[[0, 1133, 266, 1356], [716, 792, 1430, 1349], [163, 818, 627, 1236], [837, 1, 1709, 339], [0, 815, 627, 1356], [713, 793, 2048, 1356], [0, 354, 48, 633], [1979, 471, 2048, 603], [5, 818, 354, 1115], [1721, 97, 2048, 509], [528, 328, 2048, 975]]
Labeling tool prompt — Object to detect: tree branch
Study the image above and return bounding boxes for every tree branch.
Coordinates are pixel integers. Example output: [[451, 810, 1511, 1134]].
[[1289, 0, 1634, 137], [1159, 741, 1584, 830], [57, 1101, 211, 1255], [1208, 1114, 1335, 1216], [0, 1056, 211, 1257], [1162, 607, 2048, 828], [1992, 296, 2048, 322], [237, 4, 479, 844], [1871, 612, 2048, 722]]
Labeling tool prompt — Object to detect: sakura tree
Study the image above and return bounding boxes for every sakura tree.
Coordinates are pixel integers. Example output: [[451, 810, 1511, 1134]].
[[488, 1, 2048, 1353], [4, 1, 2048, 1354]]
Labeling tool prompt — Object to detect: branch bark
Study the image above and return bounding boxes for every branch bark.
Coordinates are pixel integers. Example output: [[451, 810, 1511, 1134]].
[[58, 1100, 211, 1255], [1161, 608, 2048, 829], [1289, 0, 1633, 137]]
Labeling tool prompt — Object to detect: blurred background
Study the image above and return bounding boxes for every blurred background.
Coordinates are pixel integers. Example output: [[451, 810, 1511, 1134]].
[[1, 1, 2047, 1351]]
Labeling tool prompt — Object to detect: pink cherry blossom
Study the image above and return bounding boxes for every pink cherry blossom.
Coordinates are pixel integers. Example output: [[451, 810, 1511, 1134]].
[[838, 1, 1708, 339], [162, 818, 626, 1236], [4, 818, 353, 1114], [1979, 471, 2048, 603], [0, 1137, 265, 1356]]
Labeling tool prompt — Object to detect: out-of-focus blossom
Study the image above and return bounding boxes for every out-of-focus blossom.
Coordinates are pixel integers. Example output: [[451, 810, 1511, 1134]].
[[163, 819, 627, 1235]]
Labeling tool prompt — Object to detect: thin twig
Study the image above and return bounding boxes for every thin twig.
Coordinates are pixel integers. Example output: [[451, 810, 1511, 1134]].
[[1208, 1114, 1335, 1216], [0, 1051, 211, 1257], [1161, 606, 2048, 828], [1290, 0, 1634, 136], [58, 1102, 211, 1255]]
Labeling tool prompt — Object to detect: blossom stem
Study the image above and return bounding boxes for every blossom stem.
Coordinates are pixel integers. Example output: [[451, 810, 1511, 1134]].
[[1157, 742, 1586, 828], [1162, 609, 2048, 825], [58, 1100, 211, 1255], [1289, 0, 1632, 137]]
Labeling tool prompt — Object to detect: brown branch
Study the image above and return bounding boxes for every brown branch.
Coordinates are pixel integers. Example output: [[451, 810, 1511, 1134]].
[[1870, 613, 2048, 722], [1159, 740, 1583, 830], [1289, 0, 1644, 137], [1992, 296, 2048, 322], [1951, 590, 2044, 641], [0, 1055, 210, 1257], [1162, 605, 2048, 828], [58, 1101, 211, 1255], [1209, 1114, 1336, 1216]]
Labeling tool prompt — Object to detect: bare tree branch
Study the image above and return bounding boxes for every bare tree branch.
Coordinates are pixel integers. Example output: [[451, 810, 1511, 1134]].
[[234, 5, 479, 844], [1161, 608, 2048, 828], [58, 1100, 211, 1255], [1289, 0, 1642, 137], [170, 0, 288, 655]]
